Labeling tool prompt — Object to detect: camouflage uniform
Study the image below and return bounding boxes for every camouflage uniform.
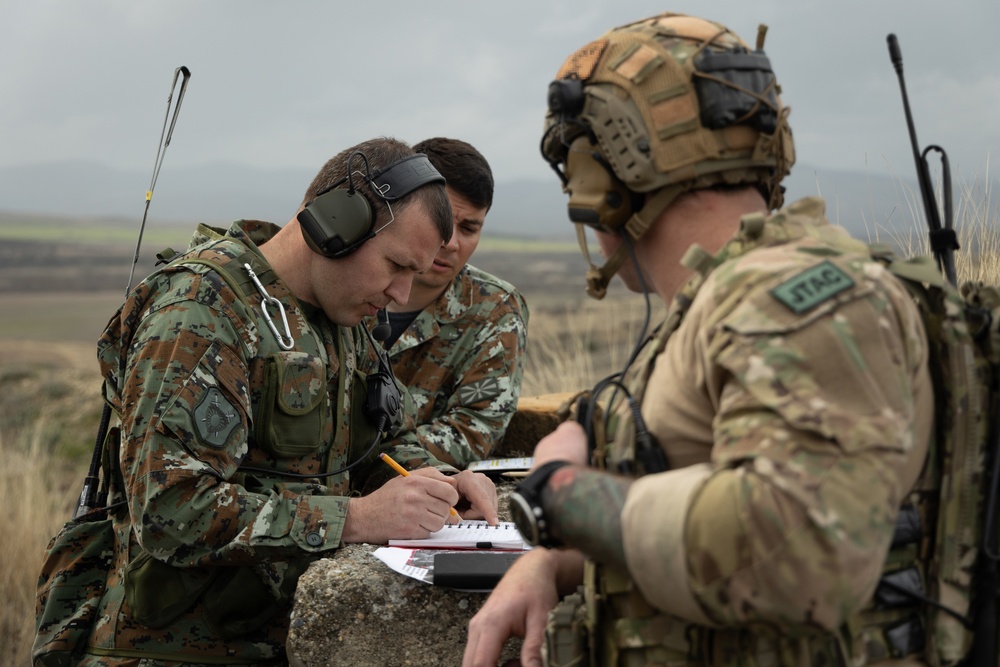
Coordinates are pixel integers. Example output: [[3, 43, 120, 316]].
[[577, 198, 934, 666], [387, 264, 528, 467], [81, 220, 450, 665]]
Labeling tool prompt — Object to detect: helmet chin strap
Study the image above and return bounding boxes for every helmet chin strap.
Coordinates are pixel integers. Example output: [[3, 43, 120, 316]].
[[577, 184, 686, 299]]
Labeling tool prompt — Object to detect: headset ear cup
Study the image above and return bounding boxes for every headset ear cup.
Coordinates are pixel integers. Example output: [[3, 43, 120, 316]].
[[599, 173, 635, 231], [564, 137, 634, 232], [297, 189, 374, 258]]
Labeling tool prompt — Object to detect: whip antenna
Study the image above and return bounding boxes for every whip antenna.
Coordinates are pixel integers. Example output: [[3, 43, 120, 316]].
[[886, 34, 957, 285], [75, 66, 191, 519], [124, 65, 192, 294]]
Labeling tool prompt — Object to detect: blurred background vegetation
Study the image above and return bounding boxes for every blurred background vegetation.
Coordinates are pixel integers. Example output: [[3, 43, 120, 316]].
[[1, 174, 997, 662]]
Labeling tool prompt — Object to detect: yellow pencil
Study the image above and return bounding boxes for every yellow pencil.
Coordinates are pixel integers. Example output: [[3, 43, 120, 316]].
[[379, 452, 460, 519]]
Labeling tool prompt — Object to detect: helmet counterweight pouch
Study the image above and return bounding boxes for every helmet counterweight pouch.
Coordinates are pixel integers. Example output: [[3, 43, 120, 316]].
[[693, 49, 779, 132]]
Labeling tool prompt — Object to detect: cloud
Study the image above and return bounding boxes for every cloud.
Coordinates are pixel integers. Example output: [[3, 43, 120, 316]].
[[1, 0, 996, 195]]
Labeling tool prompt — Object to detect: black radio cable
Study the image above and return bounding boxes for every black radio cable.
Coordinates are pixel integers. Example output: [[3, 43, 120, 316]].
[[576, 229, 667, 474]]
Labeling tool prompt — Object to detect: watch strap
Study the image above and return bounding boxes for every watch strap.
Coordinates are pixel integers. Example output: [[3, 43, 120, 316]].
[[512, 460, 573, 548], [517, 460, 573, 500]]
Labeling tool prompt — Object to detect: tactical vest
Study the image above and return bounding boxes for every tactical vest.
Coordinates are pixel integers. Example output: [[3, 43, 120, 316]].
[[546, 205, 1000, 667], [85, 224, 383, 663]]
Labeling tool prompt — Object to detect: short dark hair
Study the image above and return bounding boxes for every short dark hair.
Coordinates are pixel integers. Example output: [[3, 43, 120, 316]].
[[413, 137, 494, 212], [303, 137, 453, 244]]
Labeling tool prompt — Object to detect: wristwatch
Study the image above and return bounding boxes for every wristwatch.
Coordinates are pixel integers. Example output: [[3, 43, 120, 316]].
[[509, 460, 573, 548]]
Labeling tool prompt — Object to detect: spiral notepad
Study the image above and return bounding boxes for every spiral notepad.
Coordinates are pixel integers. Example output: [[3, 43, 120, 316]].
[[388, 521, 529, 550]]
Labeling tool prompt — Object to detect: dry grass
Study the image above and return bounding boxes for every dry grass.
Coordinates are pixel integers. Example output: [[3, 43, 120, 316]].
[[2, 174, 995, 662], [0, 368, 93, 664], [870, 162, 999, 284], [521, 295, 667, 397], [0, 341, 104, 663]]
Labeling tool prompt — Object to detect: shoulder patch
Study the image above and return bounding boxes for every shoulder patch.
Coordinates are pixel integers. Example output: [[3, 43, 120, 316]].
[[194, 387, 240, 448], [769, 260, 855, 314], [457, 378, 501, 406]]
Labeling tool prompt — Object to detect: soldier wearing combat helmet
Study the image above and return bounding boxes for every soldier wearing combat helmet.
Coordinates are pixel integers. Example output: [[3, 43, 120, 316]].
[[465, 12, 936, 667]]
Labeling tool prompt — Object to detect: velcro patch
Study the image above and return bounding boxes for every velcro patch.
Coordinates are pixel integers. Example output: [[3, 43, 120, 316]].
[[556, 38, 608, 81], [194, 387, 240, 448], [457, 378, 501, 406], [614, 44, 662, 83], [769, 260, 854, 314]]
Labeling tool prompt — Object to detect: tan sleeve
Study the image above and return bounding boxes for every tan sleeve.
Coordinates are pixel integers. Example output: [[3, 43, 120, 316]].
[[622, 463, 716, 625], [621, 249, 932, 631]]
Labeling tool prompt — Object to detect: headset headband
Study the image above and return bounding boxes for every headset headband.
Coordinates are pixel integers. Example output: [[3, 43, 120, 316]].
[[371, 154, 445, 201]]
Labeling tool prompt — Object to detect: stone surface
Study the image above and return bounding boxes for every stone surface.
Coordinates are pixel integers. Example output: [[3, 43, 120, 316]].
[[288, 543, 523, 667], [288, 395, 567, 666]]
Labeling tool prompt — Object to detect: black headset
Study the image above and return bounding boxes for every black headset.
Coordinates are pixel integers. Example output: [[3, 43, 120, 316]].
[[297, 151, 445, 258]]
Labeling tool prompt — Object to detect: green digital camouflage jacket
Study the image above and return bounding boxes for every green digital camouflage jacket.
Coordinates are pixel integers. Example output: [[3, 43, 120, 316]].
[[588, 198, 934, 665], [83, 220, 450, 664], [387, 264, 529, 467]]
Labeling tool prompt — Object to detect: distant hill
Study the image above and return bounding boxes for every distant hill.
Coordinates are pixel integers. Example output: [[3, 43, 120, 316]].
[[1, 159, 995, 246]]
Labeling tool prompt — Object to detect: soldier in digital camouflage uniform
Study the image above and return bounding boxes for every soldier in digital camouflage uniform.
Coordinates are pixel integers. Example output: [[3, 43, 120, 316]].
[[381, 138, 529, 467], [464, 13, 936, 667], [66, 137, 498, 666]]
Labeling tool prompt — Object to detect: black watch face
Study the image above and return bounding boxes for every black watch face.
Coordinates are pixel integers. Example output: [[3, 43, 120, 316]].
[[509, 491, 541, 547]]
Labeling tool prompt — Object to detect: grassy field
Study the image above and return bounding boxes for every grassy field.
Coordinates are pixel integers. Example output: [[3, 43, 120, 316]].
[[0, 287, 656, 663], [0, 293, 127, 342], [0, 337, 103, 661], [0, 210, 191, 246], [3, 182, 996, 663], [0, 213, 579, 255]]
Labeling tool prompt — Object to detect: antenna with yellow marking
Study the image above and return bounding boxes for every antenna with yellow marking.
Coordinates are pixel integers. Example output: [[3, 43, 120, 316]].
[[124, 65, 192, 295], [76, 65, 191, 519]]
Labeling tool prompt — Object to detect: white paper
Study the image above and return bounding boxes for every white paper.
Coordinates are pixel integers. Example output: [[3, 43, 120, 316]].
[[372, 547, 433, 584], [466, 457, 534, 473], [388, 520, 529, 550]]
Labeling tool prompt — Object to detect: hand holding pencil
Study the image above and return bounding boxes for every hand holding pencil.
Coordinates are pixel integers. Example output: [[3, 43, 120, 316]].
[[343, 452, 498, 543], [380, 453, 461, 520]]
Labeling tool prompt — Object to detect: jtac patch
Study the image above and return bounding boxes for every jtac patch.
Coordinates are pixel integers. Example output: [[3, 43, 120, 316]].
[[194, 386, 240, 448], [770, 261, 855, 314]]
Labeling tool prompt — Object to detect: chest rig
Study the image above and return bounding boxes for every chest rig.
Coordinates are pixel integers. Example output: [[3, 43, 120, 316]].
[[87, 224, 385, 661], [153, 224, 379, 481]]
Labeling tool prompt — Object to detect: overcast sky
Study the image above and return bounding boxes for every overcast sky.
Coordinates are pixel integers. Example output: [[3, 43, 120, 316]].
[[2, 0, 997, 194]]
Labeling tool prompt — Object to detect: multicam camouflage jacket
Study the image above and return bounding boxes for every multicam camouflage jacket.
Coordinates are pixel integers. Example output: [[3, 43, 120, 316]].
[[387, 264, 529, 467], [83, 220, 449, 664], [575, 198, 937, 666]]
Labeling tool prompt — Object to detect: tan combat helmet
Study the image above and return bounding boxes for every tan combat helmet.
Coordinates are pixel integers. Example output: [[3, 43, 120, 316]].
[[541, 12, 796, 298]]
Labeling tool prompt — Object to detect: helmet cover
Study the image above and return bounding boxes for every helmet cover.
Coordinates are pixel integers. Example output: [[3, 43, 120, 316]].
[[542, 12, 795, 231]]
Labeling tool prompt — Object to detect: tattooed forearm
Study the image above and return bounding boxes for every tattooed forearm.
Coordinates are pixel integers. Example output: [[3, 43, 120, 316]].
[[541, 465, 632, 569]]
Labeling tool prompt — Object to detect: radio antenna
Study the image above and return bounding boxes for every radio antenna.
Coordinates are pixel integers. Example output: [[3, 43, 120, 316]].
[[886, 34, 957, 285], [124, 65, 192, 294], [76, 66, 191, 519]]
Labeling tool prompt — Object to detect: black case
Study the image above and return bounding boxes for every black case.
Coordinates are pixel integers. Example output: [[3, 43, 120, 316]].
[[432, 551, 524, 589]]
